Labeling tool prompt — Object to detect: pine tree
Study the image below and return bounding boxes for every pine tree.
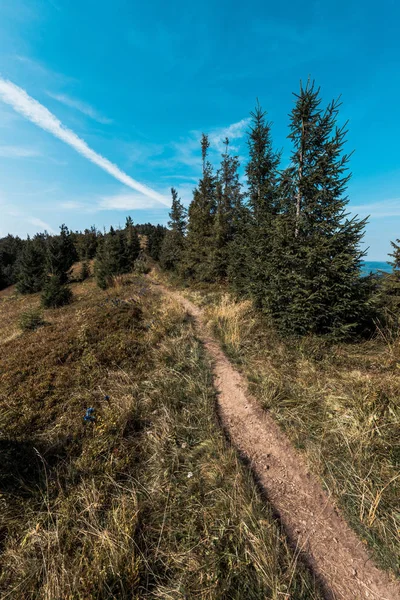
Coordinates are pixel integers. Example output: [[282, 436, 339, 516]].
[[380, 238, 400, 316], [125, 216, 141, 269], [213, 138, 242, 280], [47, 224, 77, 284], [76, 226, 99, 260], [16, 236, 47, 294], [148, 225, 167, 261], [183, 134, 216, 281], [94, 226, 131, 289], [160, 188, 187, 271], [0, 234, 24, 289], [244, 104, 281, 302], [41, 274, 73, 308], [266, 81, 367, 337]]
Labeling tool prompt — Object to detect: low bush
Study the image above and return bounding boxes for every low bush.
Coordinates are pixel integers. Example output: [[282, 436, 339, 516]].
[[41, 275, 73, 308], [19, 308, 45, 331]]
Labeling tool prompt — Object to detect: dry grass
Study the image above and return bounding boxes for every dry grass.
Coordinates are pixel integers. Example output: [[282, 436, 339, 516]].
[[190, 291, 400, 577], [0, 273, 323, 599]]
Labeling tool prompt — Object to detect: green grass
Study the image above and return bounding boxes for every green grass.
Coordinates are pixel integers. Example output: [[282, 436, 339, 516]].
[[0, 273, 323, 599], [184, 289, 400, 578]]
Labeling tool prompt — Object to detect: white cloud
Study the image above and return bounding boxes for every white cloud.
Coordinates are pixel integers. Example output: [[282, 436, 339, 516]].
[[0, 77, 170, 207], [29, 217, 56, 234], [98, 192, 162, 211], [0, 145, 40, 158], [47, 91, 112, 125], [349, 198, 400, 218], [165, 117, 250, 171], [209, 118, 251, 152]]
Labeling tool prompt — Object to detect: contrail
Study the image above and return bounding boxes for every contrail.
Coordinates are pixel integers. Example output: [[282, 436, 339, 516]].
[[0, 77, 170, 207]]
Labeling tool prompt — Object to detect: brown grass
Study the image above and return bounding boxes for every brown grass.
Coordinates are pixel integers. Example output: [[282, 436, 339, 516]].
[[185, 290, 400, 577], [0, 273, 323, 599]]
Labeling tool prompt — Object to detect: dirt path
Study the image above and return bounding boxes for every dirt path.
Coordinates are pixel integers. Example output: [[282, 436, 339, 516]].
[[153, 280, 400, 600]]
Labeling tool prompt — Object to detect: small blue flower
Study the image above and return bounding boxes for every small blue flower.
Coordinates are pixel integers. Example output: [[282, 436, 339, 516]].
[[83, 407, 96, 423]]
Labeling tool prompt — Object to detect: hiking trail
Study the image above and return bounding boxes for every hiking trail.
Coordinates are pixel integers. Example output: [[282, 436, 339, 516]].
[[152, 278, 400, 600]]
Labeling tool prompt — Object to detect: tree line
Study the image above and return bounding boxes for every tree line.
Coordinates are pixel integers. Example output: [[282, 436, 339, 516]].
[[159, 81, 399, 338], [0, 221, 166, 307], [1, 80, 399, 337]]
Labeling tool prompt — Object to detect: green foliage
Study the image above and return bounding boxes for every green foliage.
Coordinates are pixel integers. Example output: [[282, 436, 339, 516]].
[[80, 259, 91, 281], [94, 227, 133, 289], [147, 224, 167, 261], [75, 225, 99, 260], [0, 234, 24, 289], [41, 274, 73, 308], [213, 138, 243, 280], [234, 104, 281, 300], [183, 134, 217, 281], [46, 224, 78, 284], [16, 236, 47, 294], [160, 188, 187, 272], [134, 252, 151, 274], [125, 216, 141, 267], [263, 82, 367, 337], [19, 307, 45, 331]]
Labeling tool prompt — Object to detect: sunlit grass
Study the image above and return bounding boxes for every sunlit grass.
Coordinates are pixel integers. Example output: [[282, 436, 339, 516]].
[[0, 271, 323, 599]]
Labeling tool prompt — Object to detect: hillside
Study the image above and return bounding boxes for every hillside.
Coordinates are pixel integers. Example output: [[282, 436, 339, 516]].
[[0, 272, 323, 599]]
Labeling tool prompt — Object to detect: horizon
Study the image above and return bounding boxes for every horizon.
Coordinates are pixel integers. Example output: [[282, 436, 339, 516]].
[[0, 1, 399, 260]]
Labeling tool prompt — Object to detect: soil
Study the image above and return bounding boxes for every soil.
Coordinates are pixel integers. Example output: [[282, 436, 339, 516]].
[[154, 279, 400, 600]]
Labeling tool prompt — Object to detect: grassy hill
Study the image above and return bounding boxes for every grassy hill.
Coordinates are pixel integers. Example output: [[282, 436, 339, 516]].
[[170, 281, 400, 577], [0, 272, 323, 599]]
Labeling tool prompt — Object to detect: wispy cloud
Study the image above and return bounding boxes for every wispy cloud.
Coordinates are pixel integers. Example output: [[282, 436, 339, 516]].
[[0, 145, 40, 158], [165, 117, 250, 172], [47, 91, 112, 124], [98, 192, 163, 211], [29, 217, 56, 234], [0, 77, 169, 207], [349, 198, 400, 218], [209, 118, 251, 152]]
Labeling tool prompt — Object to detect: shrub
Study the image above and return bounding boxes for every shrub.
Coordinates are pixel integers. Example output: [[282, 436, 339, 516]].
[[41, 275, 73, 308], [134, 254, 151, 275], [80, 260, 91, 281], [19, 308, 45, 331]]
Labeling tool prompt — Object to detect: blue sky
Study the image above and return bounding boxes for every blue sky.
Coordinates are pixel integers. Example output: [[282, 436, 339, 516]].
[[0, 0, 398, 260]]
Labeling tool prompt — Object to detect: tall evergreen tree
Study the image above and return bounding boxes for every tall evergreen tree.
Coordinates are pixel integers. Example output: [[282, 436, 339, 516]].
[[46, 224, 77, 284], [148, 225, 167, 261], [125, 216, 141, 268], [0, 234, 24, 289], [244, 104, 281, 303], [94, 226, 131, 289], [213, 138, 243, 280], [16, 236, 47, 294], [380, 238, 400, 315], [184, 134, 216, 281], [160, 188, 187, 271], [266, 81, 367, 337]]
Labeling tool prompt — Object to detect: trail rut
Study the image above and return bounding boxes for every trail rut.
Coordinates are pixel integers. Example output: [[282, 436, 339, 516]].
[[154, 280, 400, 600]]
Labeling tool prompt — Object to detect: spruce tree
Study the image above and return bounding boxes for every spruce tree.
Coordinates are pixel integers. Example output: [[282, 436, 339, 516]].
[[244, 104, 281, 303], [184, 134, 216, 281], [266, 81, 367, 337], [148, 225, 167, 261], [380, 238, 400, 315], [94, 226, 131, 289], [46, 224, 77, 284], [125, 216, 141, 269], [160, 187, 187, 271], [0, 234, 24, 288], [16, 236, 46, 294], [213, 138, 242, 280], [41, 225, 76, 307]]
